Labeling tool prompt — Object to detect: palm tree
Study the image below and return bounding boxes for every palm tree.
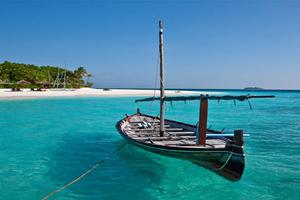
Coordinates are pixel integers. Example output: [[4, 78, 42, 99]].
[[86, 73, 92, 83], [74, 67, 87, 79]]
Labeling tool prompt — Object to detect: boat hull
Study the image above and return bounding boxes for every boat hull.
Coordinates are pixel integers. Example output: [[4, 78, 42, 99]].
[[116, 115, 245, 181]]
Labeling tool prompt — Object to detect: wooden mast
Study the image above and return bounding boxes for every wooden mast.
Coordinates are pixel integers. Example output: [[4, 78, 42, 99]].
[[197, 97, 208, 145], [159, 20, 165, 137]]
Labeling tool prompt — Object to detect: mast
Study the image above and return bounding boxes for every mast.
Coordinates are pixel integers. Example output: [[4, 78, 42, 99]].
[[159, 21, 165, 137]]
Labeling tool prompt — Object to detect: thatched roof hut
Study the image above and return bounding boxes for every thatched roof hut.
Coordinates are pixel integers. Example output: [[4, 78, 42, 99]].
[[0, 80, 12, 85], [36, 81, 50, 85], [16, 80, 31, 85], [36, 81, 51, 88]]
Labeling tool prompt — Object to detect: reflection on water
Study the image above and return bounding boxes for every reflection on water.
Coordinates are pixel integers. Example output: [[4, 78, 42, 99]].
[[45, 134, 166, 200]]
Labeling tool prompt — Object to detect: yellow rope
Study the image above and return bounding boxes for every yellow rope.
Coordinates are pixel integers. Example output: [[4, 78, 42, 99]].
[[217, 152, 233, 171], [41, 143, 128, 200]]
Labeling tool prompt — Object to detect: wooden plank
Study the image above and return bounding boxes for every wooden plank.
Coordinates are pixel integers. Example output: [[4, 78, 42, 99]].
[[126, 131, 233, 140], [126, 127, 184, 132], [125, 129, 158, 132], [132, 137, 227, 148], [128, 134, 194, 138], [165, 128, 184, 131], [127, 131, 194, 136], [127, 127, 183, 131], [153, 125, 170, 128], [131, 135, 196, 141], [125, 127, 181, 132], [129, 125, 170, 128], [154, 140, 195, 145], [167, 131, 195, 135], [133, 137, 169, 141]]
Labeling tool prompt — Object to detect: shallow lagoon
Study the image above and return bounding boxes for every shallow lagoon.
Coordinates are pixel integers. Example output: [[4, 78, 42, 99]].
[[0, 90, 299, 200]]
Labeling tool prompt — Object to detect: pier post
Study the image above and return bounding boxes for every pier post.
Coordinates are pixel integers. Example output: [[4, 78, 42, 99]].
[[234, 130, 244, 146], [198, 97, 208, 145]]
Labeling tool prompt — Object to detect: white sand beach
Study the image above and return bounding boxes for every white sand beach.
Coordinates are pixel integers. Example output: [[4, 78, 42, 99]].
[[0, 88, 212, 99]]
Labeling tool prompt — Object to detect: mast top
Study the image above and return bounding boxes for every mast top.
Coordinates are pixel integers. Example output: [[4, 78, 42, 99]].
[[159, 20, 163, 30], [159, 21, 163, 32]]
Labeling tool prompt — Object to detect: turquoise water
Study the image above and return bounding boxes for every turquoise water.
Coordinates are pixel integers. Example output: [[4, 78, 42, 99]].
[[0, 90, 299, 200]]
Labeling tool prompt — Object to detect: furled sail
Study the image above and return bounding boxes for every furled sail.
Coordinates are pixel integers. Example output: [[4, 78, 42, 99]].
[[135, 94, 275, 103]]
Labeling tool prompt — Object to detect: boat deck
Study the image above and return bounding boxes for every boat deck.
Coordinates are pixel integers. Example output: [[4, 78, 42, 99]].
[[121, 115, 228, 149]]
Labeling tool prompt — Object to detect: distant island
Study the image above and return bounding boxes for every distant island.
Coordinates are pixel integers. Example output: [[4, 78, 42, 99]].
[[244, 87, 264, 90], [0, 61, 93, 89]]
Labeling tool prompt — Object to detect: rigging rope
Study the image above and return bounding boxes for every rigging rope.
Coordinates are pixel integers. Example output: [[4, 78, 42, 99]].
[[41, 143, 128, 200]]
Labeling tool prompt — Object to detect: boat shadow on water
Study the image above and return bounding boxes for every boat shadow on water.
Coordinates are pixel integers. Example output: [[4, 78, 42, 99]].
[[44, 133, 168, 200], [44, 133, 238, 199]]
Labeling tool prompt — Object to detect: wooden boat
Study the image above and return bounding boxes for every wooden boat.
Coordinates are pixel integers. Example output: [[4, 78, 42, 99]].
[[116, 21, 274, 181]]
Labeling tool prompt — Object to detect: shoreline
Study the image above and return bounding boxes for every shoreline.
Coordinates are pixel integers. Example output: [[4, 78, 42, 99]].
[[0, 88, 217, 100]]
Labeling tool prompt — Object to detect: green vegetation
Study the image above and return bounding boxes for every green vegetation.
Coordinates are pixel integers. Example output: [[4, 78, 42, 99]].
[[0, 61, 93, 88]]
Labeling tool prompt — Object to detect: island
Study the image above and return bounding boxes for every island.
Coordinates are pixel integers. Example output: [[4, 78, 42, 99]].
[[244, 87, 264, 90], [0, 61, 93, 89]]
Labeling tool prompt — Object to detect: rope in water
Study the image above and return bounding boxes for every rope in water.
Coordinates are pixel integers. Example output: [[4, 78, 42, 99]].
[[41, 143, 128, 200]]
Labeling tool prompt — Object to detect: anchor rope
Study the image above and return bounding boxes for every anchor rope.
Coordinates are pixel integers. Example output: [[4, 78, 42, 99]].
[[41, 143, 128, 200]]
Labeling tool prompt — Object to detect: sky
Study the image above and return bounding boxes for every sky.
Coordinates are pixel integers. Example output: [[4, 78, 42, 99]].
[[0, 0, 300, 89]]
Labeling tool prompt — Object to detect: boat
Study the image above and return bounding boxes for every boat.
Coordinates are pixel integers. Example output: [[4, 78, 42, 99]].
[[116, 21, 274, 181]]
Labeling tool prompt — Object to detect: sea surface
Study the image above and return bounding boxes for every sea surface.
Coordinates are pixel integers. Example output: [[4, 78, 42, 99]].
[[0, 90, 299, 200]]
